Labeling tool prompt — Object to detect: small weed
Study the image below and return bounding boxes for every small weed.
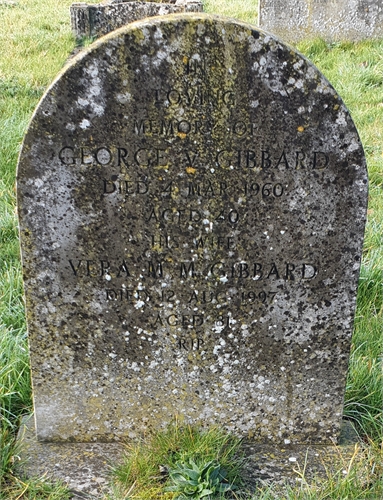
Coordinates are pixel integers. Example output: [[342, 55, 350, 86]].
[[111, 423, 243, 499], [165, 458, 237, 499]]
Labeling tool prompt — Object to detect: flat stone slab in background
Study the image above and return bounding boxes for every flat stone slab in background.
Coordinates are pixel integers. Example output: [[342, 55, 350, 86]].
[[71, 0, 203, 39], [259, 0, 383, 43]]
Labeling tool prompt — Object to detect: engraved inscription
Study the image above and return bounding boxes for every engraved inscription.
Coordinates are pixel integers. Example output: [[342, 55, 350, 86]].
[[178, 337, 205, 351], [58, 146, 330, 170], [153, 87, 236, 108], [56, 51, 331, 358], [68, 259, 318, 281]]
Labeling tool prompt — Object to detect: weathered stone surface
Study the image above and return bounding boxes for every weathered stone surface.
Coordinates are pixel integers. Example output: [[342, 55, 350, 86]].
[[258, 0, 383, 43], [17, 13, 367, 445], [18, 416, 359, 495], [18, 416, 123, 498], [71, 0, 203, 40]]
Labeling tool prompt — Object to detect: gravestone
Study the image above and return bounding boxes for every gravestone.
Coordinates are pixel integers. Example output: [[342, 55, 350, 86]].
[[71, 0, 203, 40], [18, 12, 367, 476], [258, 0, 383, 43]]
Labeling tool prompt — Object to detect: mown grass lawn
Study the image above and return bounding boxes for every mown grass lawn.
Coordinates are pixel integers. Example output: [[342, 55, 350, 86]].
[[0, 0, 382, 498]]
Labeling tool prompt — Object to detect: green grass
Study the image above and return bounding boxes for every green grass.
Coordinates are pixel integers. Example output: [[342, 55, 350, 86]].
[[0, 0, 382, 498], [249, 444, 383, 499], [108, 423, 243, 499], [204, 0, 258, 24], [297, 38, 383, 190]]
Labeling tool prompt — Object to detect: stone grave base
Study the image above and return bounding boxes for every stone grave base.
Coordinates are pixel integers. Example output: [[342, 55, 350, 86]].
[[17, 416, 124, 499], [17, 416, 359, 499], [241, 421, 359, 488]]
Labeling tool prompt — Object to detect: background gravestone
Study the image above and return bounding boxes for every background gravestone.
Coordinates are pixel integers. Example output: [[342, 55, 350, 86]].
[[17, 13, 367, 447], [71, 0, 203, 40], [259, 0, 383, 43]]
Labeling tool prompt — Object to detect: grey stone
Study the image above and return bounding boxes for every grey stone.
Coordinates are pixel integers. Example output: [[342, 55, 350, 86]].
[[17, 416, 359, 494], [18, 416, 123, 498], [258, 0, 383, 43], [70, 0, 203, 40], [17, 14, 367, 446]]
